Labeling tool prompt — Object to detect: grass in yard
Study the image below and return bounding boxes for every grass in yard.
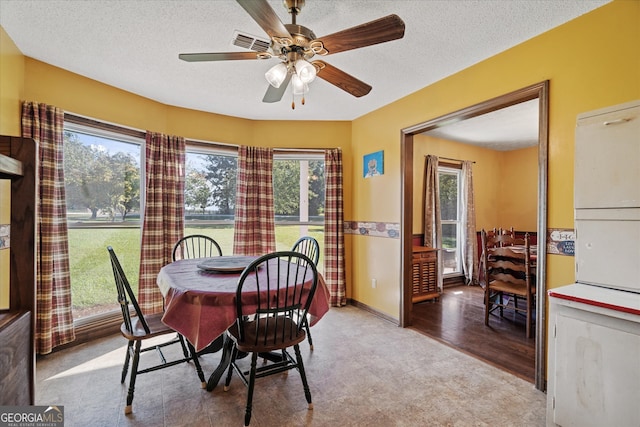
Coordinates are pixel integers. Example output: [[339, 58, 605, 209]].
[[69, 224, 324, 319]]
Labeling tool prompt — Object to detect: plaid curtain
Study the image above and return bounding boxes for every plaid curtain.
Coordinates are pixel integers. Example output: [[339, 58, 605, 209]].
[[21, 101, 75, 354], [232, 146, 275, 255], [461, 161, 478, 284], [324, 149, 346, 306], [138, 132, 185, 314], [423, 155, 443, 292]]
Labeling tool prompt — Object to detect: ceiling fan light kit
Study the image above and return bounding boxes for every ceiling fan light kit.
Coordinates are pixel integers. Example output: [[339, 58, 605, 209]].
[[265, 62, 288, 88], [179, 0, 405, 109]]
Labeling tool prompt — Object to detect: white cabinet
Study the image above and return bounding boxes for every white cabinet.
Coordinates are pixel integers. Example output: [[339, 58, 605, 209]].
[[574, 100, 640, 209], [574, 100, 640, 293], [546, 284, 640, 427], [575, 208, 640, 292]]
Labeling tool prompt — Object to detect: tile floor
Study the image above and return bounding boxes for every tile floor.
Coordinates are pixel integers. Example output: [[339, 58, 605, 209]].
[[36, 305, 546, 426]]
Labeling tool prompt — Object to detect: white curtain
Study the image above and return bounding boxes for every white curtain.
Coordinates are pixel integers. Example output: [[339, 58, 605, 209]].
[[461, 161, 478, 284]]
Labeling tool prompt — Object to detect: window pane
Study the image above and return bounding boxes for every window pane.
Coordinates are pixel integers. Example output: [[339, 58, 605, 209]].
[[441, 223, 457, 249], [441, 223, 459, 275], [184, 151, 237, 255], [63, 130, 142, 320], [273, 158, 325, 271], [439, 172, 458, 220]]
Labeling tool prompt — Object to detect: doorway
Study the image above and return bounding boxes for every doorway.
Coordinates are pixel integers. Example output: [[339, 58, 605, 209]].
[[399, 81, 549, 390]]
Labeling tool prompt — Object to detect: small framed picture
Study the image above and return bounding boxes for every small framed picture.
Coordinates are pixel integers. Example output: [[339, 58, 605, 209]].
[[0, 224, 9, 250], [363, 150, 384, 178]]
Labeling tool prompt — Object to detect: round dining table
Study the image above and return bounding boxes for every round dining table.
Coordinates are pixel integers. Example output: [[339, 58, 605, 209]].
[[156, 256, 331, 390]]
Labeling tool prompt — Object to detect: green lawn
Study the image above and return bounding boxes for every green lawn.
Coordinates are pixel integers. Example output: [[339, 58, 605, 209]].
[[69, 224, 324, 319]]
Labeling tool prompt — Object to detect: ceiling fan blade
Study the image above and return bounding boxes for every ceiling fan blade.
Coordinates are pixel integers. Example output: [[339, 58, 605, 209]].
[[179, 52, 262, 62], [314, 14, 405, 55], [236, 0, 291, 41], [313, 61, 372, 98], [262, 73, 292, 103]]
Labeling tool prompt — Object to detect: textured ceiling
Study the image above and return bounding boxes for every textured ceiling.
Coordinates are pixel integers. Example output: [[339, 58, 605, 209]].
[[1, 0, 609, 127], [423, 98, 540, 151]]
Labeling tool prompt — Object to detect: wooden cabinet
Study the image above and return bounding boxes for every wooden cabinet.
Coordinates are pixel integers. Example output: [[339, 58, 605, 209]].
[[411, 246, 439, 303], [0, 312, 32, 405], [0, 135, 36, 406]]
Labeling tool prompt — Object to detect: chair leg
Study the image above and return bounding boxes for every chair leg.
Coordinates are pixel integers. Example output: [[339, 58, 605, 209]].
[[293, 344, 313, 410], [244, 352, 259, 426], [224, 345, 238, 392], [484, 290, 491, 326], [121, 340, 133, 384], [186, 341, 207, 388], [125, 341, 142, 415], [177, 333, 190, 359], [526, 295, 533, 339], [303, 317, 314, 351]]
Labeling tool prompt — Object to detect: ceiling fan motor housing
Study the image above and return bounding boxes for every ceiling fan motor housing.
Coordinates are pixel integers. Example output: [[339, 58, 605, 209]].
[[283, 0, 305, 15]]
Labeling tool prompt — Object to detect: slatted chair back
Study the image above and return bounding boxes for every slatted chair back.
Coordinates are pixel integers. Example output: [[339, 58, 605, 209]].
[[234, 251, 318, 348], [291, 236, 320, 266], [484, 227, 521, 248], [290, 236, 320, 350], [481, 230, 535, 338], [108, 246, 149, 335], [172, 234, 222, 261]]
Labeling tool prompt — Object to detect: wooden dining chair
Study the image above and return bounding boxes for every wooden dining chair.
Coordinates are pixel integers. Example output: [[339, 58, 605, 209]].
[[223, 251, 319, 426], [481, 230, 535, 338], [107, 246, 207, 414], [172, 234, 222, 261], [171, 234, 226, 356], [291, 236, 320, 350]]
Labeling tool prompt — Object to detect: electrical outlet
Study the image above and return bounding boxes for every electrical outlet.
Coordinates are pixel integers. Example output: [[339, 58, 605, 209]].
[[371, 278, 377, 288]]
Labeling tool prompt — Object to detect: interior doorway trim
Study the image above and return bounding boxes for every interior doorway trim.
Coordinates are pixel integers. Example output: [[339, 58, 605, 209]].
[[399, 81, 549, 391]]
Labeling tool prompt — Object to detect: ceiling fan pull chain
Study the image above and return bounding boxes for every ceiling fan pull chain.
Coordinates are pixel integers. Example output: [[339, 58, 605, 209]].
[[291, 91, 296, 110]]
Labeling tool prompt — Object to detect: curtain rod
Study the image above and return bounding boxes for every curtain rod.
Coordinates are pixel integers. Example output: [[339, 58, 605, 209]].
[[426, 155, 476, 164]]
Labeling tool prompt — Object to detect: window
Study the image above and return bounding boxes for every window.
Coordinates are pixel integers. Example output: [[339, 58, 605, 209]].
[[63, 125, 143, 320], [183, 147, 238, 255], [183, 148, 325, 268], [439, 166, 462, 276], [273, 155, 325, 270]]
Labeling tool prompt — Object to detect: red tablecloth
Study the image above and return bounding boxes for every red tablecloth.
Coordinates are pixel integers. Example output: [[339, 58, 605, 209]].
[[157, 258, 331, 352]]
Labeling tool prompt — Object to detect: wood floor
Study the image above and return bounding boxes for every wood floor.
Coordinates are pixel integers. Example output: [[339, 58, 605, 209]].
[[409, 284, 536, 383]]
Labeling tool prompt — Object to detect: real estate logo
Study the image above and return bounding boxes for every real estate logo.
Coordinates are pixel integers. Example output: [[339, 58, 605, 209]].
[[0, 406, 64, 427]]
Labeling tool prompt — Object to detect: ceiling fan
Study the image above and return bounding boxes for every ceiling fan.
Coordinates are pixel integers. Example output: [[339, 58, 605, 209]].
[[178, 0, 405, 108]]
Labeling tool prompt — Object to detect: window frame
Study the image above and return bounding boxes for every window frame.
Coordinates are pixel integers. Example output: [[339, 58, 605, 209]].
[[62, 117, 147, 347], [438, 163, 463, 277]]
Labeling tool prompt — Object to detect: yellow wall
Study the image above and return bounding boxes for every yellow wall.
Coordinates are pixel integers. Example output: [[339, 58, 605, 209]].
[[350, 0, 639, 318], [0, 27, 23, 136], [499, 146, 538, 231]]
